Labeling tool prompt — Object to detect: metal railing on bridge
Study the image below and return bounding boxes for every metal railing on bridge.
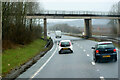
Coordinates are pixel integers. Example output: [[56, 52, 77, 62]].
[[33, 10, 119, 15]]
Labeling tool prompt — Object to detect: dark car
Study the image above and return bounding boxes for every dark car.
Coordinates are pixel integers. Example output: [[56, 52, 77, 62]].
[[92, 42, 117, 62]]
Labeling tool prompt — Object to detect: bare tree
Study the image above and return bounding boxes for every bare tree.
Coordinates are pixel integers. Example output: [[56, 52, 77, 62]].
[[109, 1, 120, 36], [2, 2, 43, 49], [49, 24, 80, 34]]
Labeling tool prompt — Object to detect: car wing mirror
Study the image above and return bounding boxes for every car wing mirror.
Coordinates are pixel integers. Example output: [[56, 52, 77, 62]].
[[92, 47, 95, 49], [57, 41, 60, 45]]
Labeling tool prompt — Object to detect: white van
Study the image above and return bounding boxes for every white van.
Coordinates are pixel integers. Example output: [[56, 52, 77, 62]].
[[55, 30, 62, 38]]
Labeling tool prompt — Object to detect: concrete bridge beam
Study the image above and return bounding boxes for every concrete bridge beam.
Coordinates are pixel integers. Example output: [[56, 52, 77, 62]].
[[84, 19, 92, 38]]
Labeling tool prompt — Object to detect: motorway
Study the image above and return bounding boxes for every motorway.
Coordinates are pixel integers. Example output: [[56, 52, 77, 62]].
[[17, 33, 119, 79]]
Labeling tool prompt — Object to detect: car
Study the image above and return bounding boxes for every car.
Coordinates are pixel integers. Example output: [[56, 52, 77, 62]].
[[55, 30, 62, 38], [82, 32, 85, 38], [92, 41, 117, 62], [48, 32, 50, 34], [58, 40, 73, 54]]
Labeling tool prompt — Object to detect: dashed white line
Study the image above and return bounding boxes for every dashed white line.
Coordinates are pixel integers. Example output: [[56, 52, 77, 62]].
[[91, 62, 95, 65], [87, 54, 89, 57], [30, 46, 58, 79], [83, 49, 86, 52], [100, 76, 105, 80], [96, 69, 99, 71]]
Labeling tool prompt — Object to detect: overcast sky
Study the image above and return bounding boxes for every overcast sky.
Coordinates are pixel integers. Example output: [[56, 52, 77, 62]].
[[40, 0, 119, 11], [39, 0, 120, 22]]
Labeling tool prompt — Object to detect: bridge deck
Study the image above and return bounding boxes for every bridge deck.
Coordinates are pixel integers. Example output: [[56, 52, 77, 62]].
[[26, 10, 120, 19], [26, 14, 120, 19]]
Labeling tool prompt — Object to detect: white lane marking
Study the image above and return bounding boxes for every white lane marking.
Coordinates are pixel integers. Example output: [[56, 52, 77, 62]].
[[30, 46, 58, 79], [83, 49, 86, 52], [87, 54, 89, 57], [100, 76, 105, 80], [96, 69, 99, 71], [91, 62, 95, 65]]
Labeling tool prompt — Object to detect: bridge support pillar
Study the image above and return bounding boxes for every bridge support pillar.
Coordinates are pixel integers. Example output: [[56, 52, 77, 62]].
[[44, 18, 47, 40], [117, 19, 120, 37], [84, 19, 92, 38], [30, 19, 32, 31]]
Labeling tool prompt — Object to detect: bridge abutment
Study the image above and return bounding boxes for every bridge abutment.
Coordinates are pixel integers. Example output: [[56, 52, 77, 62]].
[[117, 19, 120, 37], [84, 19, 92, 38], [44, 18, 47, 40]]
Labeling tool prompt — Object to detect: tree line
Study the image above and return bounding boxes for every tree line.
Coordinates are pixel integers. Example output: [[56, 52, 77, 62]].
[[2, 2, 43, 50], [108, 1, 120, 36], [49, 24, 81, 34]]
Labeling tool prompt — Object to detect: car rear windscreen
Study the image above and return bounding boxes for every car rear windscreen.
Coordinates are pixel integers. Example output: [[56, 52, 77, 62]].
[[97, 43, 115, 49], [61, 42, 70, 47]]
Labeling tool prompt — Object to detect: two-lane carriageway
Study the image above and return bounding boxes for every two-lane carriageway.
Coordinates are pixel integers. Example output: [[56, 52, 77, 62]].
[[17, 33, 118, 80]]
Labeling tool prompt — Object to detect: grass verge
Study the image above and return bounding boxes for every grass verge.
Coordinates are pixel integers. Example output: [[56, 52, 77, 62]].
[[2, 39, 47, 77], [89, 38, 120, 49], [41, 35, 50, 39], [113, 43, 120, 49], [0, 54, 2, 78]]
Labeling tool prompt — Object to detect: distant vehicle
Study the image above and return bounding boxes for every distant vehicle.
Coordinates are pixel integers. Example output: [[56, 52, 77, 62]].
[[92, 42, 117, 62], [55, 30, 62, 38], [48, 32, 50, 34], [82, 32, 85, 38], [58, 40, 73, 54]]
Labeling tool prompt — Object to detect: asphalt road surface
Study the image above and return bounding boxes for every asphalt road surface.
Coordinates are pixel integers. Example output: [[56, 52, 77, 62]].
[[17, 33, 119, 80]]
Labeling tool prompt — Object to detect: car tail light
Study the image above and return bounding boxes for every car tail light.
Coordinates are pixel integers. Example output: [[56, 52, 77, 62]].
[[69, 42, 71, 46], [96, 50, 99, 53], [59, 43, 61, 46], [103, 43, 108, 44], [113, 49, 116, 52]]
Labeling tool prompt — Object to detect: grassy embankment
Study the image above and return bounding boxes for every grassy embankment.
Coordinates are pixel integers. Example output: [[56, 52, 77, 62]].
[[67, 34, 120, 49], [89, 38, 120, 49], [2, 39, 47, 77]]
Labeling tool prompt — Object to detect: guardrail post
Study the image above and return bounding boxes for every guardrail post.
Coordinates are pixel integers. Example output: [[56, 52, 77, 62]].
[[84, 19, 92, 38], [117, 19, 120, 37], [44, 18, 47, 40]]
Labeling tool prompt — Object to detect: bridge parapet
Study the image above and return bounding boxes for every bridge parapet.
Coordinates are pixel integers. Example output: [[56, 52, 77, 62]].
[[37, 10, 119, 15]]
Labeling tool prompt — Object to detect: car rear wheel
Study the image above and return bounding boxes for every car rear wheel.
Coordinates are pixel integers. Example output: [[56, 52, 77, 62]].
[[59, 51, 61, 54], [113, 56, 117, 62], [94, 57, 98, 63], [71, 50, 73, 53]]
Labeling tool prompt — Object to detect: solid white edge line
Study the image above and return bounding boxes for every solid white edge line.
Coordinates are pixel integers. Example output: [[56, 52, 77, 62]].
[[87, 54, 89, 57], [30, 46, 58, 79]]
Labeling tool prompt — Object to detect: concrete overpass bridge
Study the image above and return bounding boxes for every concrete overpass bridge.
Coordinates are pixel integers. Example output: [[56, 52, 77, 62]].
[[26, 10, 120, 40]]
